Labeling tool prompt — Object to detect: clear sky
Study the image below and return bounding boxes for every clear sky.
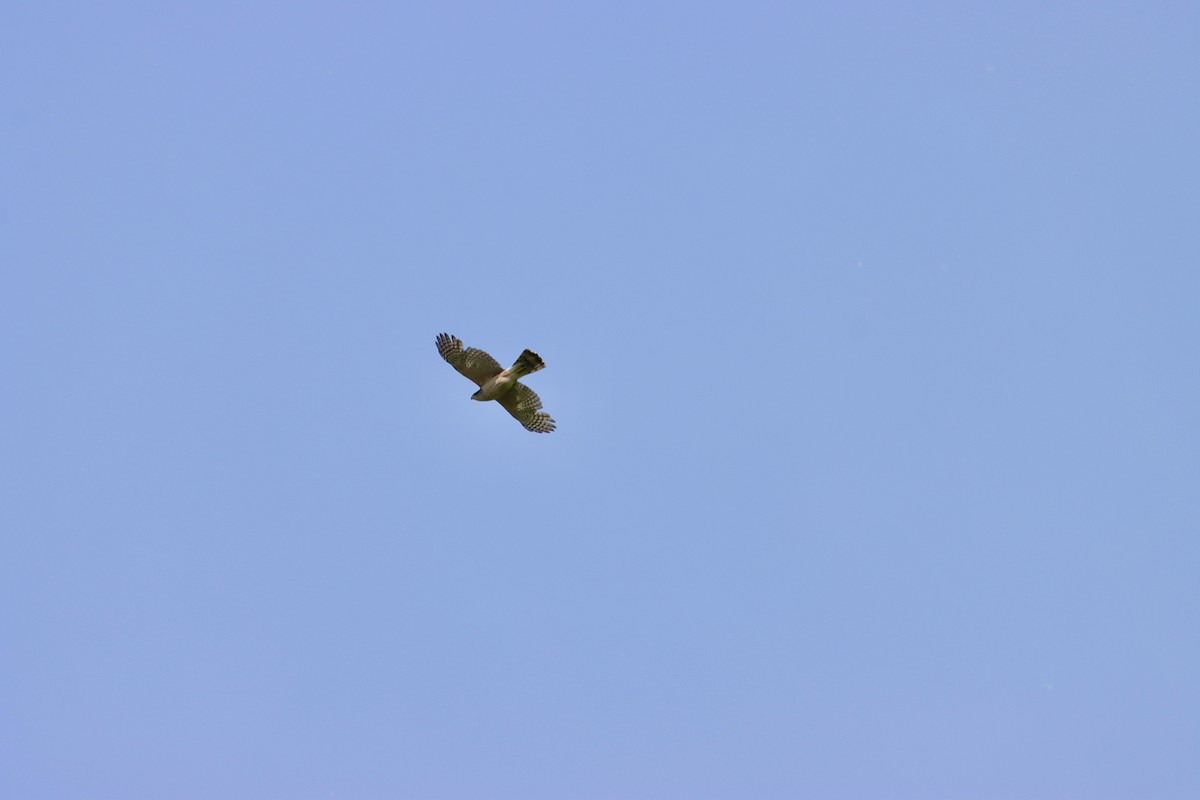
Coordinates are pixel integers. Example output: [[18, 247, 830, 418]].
[[2, 2, 1198, 798]]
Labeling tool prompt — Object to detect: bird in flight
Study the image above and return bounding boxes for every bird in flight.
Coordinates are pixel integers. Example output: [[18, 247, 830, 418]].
[[435, 333, 556, 433]]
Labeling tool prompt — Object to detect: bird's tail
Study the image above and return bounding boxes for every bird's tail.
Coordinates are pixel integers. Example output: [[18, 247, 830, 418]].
[[509, 348, 546, 378]]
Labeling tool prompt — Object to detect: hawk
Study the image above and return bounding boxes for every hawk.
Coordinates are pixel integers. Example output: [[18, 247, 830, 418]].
[[435, 332, 556, 433]]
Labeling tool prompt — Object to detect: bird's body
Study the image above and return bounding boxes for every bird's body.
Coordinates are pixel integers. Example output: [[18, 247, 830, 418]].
[[471, 374, 516, 402], [471, 348, 545, 401], [436, 333, 556, 433]]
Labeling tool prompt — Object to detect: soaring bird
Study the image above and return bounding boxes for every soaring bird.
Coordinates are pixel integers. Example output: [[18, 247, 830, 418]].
[[435, 333, 556, 433]]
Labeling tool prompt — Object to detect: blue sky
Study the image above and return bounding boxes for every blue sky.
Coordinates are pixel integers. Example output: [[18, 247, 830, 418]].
[[2, 2, 1198, 798]]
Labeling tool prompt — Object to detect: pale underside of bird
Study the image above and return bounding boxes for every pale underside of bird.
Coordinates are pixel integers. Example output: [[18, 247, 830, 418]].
[[435, 332, 556, 433]]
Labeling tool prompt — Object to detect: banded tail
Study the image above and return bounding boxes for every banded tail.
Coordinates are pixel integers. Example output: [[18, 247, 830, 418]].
[[509, 348, 546, 379]]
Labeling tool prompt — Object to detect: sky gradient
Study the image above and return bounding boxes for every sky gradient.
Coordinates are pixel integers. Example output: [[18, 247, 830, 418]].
[[3, 2, 1198, 798]]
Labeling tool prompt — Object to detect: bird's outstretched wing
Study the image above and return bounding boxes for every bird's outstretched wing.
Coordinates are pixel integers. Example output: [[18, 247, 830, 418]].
[[436, 333, 503, 387], [497, 383, 556, 433]]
